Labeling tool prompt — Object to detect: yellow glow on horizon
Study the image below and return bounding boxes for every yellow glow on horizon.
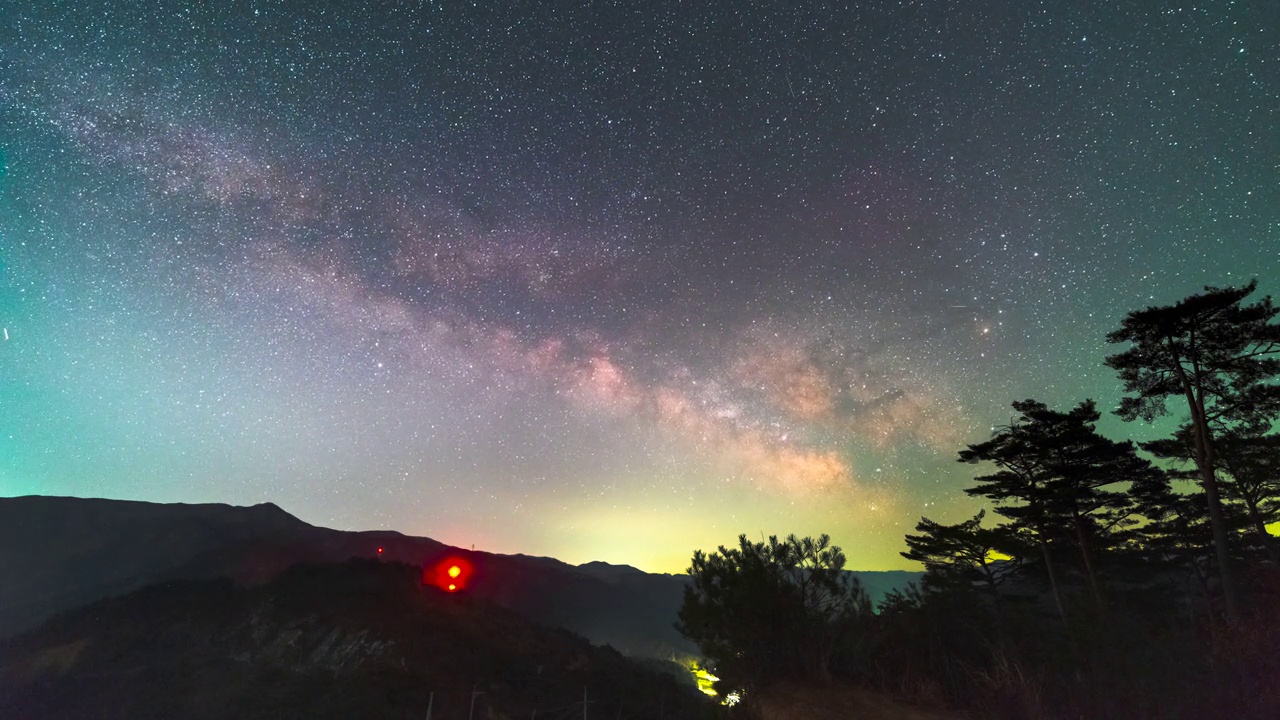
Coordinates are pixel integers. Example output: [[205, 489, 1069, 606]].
[[537, 488, 916, 574], [448, 565, 462, 578]]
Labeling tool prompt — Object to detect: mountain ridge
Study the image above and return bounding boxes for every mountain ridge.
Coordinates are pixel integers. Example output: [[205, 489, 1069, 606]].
[[0, 495, 921, 656]]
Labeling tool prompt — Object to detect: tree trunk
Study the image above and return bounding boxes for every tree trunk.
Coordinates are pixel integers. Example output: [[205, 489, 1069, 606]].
[[1039, 537, 1068, 623], [979, 560, 1003, 613], [1174, 359, 1240, 621], [1190, 416, 1240, 620], [1073, 512, 1104, 609]]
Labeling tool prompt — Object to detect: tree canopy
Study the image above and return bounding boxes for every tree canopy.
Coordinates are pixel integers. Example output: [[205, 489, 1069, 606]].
[[901, 509, 1019, 604], [958, 399, 1154, 612], [1105, 280, 1280, 618], [676, 533, 870, 690]]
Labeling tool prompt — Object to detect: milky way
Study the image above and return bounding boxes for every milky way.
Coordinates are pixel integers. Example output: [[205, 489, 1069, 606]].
[[2, 1, 1277, 571]]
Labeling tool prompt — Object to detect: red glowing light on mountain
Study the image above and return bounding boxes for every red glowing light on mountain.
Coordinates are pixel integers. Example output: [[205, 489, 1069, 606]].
[[425, 556, 474, 592]]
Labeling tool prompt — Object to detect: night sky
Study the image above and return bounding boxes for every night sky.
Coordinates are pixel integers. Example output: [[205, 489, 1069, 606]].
[[2, 1, 1277, 572]]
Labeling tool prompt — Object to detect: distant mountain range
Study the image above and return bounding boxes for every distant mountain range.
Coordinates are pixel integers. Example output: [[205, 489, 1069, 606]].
[[0, 495, 921, 657]]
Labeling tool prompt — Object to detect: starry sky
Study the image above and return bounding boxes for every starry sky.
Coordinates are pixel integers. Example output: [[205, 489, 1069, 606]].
[[1, 1, 1277, 572]]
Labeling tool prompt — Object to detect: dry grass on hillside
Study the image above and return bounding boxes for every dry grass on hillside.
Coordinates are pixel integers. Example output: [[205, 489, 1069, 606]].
[[754, 681, 967, 720]]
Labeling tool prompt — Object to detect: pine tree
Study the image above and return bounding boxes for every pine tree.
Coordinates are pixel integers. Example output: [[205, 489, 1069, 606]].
[[1217, 432, 1280, 561], [960, 399, 1151, 616], [1105, 281, 1280, 619], [901, 510, 1019, 607], [1038, 401, 1156, 606], [1147, 428, 1280, 563], [1125, 470, 1218, 614]]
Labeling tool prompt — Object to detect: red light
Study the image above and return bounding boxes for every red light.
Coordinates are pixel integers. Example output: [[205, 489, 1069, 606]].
[[377, 547, 384, 554], [425, 557, 473, 592]]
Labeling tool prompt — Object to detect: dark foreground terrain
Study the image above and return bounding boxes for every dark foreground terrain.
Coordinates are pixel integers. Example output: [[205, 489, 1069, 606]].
[[0, 559, 714, 720]]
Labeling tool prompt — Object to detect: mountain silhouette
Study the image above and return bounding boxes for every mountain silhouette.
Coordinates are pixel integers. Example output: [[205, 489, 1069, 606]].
[[0, 495, 920, 658]]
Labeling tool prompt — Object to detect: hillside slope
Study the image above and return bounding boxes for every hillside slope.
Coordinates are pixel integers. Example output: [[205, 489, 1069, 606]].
[[0, 559, 714, 720]]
